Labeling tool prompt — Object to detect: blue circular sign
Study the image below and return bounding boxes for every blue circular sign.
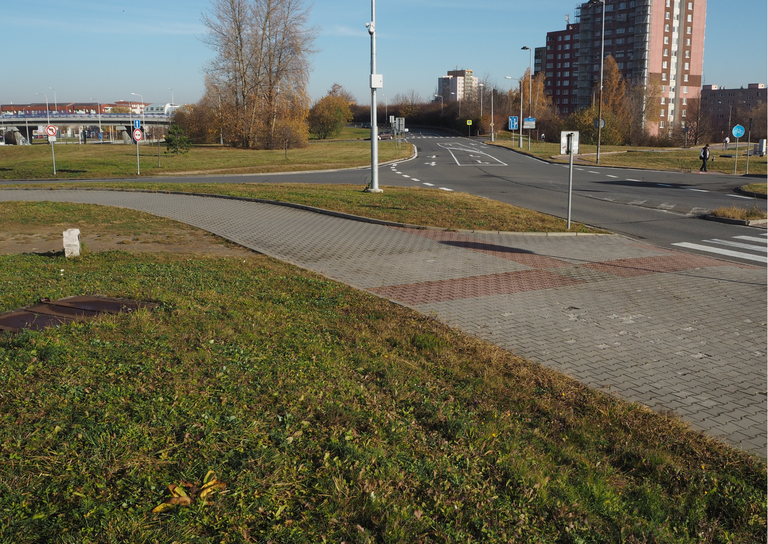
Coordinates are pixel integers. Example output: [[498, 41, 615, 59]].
[[732, 124, 745, 139]]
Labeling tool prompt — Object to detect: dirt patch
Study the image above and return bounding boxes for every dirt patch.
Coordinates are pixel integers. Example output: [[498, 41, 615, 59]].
[[0, 228, 255, 257]]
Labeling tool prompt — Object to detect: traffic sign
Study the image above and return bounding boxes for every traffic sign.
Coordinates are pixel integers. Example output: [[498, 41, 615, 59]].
[[467, 120, 472, 125], [594, 118, 606, 129], [560, 131, 580, 155], [134, 119, 141, 129], [732, 125, 745, 139], [46, 125, 57, 137], [509, 116, 518, 130], [523, 117, 536, 130], [133, 128, 143, 141]]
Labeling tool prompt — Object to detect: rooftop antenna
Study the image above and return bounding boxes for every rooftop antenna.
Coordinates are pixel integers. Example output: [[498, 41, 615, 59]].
[[566, 13, 570, 23]]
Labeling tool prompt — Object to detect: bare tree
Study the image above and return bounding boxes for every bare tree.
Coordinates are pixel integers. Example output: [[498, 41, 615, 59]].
[[201, 0, 316, 149]]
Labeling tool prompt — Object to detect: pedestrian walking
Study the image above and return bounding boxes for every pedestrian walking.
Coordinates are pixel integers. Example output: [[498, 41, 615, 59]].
[[700, 143, 710, 172], [724, 136, 730, 150]]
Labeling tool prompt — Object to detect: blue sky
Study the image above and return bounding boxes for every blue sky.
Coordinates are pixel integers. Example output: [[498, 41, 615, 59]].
[[3, 0, 766, 107]]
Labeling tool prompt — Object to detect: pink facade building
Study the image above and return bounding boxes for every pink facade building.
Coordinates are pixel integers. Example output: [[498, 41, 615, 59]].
[[573, 0, 706, 134]]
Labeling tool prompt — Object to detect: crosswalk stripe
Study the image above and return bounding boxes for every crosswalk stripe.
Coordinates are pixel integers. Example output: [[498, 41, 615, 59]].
[[672, 242, 768, 263], [734, 236, 768, 243], [706, 239, 768, 252]]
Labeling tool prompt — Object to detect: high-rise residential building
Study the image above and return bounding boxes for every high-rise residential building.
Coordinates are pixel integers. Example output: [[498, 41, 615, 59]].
[[543, 23, 581, 115], [574, 0, 706, 134], [437, 69, 479, 103]]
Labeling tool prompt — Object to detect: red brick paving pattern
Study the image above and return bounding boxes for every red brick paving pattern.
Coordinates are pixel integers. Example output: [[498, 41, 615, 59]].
[[369, 269, 583, 305]]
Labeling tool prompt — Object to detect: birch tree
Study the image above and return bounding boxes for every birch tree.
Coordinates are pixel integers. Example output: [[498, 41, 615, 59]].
[[201, 0, 316, 149]]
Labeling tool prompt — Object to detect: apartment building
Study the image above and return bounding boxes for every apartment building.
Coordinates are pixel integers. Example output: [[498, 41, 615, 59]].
[[700, 83, 766, 138], [574, 0, 706, 134], [437, 69, 479, 103], [543, 23, 581, 115]]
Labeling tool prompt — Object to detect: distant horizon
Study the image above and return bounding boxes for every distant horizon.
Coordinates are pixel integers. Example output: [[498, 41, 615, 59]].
[[3, 0, 765, 107]]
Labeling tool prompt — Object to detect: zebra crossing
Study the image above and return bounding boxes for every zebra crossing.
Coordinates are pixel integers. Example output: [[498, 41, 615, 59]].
[[673, 232, 768, 264]]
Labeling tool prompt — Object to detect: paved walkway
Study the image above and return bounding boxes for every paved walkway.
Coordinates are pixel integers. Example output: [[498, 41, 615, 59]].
[[2, 189, 766, 456]]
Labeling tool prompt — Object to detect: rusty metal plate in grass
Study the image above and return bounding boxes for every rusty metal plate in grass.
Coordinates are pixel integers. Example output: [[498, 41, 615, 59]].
[[0, 296, 159, 334]]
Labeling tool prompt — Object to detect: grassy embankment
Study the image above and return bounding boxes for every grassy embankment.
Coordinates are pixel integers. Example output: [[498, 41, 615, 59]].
[[0, 139, 411, 180], [0, 200, 765, 542], [489, 137, 768, 176]]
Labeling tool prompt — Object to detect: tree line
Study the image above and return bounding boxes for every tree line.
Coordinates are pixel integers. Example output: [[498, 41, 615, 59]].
[[172, 2, 766, 150]]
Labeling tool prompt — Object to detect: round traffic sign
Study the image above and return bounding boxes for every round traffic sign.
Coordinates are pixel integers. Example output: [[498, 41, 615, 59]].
[[46, 125, 57, 137], [732, 124, 745, 139], [133, 128, 143, 141]]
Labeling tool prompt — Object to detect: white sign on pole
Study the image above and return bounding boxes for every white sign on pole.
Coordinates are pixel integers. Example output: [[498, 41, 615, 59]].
[[523, 117, 536, 130], [560, 131, 580, 155]]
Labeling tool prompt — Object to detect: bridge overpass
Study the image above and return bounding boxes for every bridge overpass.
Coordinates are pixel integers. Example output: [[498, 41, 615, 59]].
[[1, 112, 172, 144]]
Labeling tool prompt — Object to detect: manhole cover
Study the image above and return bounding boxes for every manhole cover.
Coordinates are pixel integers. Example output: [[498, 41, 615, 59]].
[[0, 296, 159, 334]]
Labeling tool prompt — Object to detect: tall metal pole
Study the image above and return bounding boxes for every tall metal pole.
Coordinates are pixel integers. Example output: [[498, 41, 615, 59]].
[[519, 80, 523, 148], [567, 133, 574, 230], [596, 0, 605, 164], [490, 88, 494, 142], [522, 46, 532, 151], [367, 0, 382, 193], [746, 118, 752, 174]]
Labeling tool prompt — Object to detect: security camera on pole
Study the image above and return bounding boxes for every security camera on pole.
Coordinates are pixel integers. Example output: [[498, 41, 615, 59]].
[[366, 0, 383, 193]]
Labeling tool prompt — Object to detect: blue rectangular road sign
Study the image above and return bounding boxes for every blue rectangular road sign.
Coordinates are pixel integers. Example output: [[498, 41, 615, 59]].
[[134, 119, 141, 129], [509, 116, 518, 130]]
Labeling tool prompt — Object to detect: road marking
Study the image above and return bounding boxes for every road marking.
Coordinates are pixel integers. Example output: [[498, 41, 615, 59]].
[[626, 178, 641, 182], [727, 194, 753, 199], [658, 203, 675, 210], [411, 178, 420, 182], [606, 174, 618, 178], [706, 239, 768, 252], [588, 171, 599, 174], [423, 182, 434, 186], [439, 187, 454, 192], [686, 188, 709, 192], [629, 200, 647, 205], [657, 183, 673, 187], [672, 242, 768, 263], [734, 236, 768, 244], [402, 175, 410, 178], [394, 171, 402, 174]]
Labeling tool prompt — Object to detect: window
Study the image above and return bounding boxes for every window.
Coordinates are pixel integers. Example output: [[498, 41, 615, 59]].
[[682, 109, 686, 117], [683, 86, 688, 93], [665, 12, 670, 19], [684, 62, 689, 70], [662, 73, 667, 81], [659, 121, 665, 128], [563, 80, 569, 86], [686, 38, 691, 46], [564, 34, 570, 41], [617, 63, 623, 69], [685, 50, 690, 58], [619, 2, 626, 8], [687, 26, 691, 34], [556, 90, 561, 95], [665, 24, 669, 32], [546, 72, 553, 77], [630, 1, 636, 7], [616, 51, 624, 58], [557, 44, 562, 50], [661, 97, 665, 104], [664, 36, 669, 44], [563, 98, 569, 104], [564, 72, 570, 77], [662, 85, 666, 92], [557, 54, 562, 59], [547, 54, 553, 60], [605, 29, 612, 36], [557, 63, 561, 68], [617, 27, 625, 34], [663, 61, 668, 69], [664, 48, 669, 56], [616, 38, 625, 44], [564, 62, 570, 68], [546, 63, 553, 68], [687, 14, 692, 22], [688, 2, 692, 9], [565, 44, 570, 50], [558, 35, 562, 41], [682, 98, 687, 105], [660, 109, 665, 116]]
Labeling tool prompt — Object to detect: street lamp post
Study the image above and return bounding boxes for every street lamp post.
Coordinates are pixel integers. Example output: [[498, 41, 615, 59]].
[[35, 92, 50, 125], [478, 83, 484, 135], [490, 87, 495, 142], [589, 0, 606, 164], [366, 0, 383, 193], [522, 46, 532, 151]]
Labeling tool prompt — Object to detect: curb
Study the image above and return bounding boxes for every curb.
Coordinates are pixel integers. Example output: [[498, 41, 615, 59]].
[[703, 214, 768, 227], [735, 187, 767, 199]]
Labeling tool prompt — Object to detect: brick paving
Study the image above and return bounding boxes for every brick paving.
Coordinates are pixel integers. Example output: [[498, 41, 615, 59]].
[[2, 189, 766, 456]]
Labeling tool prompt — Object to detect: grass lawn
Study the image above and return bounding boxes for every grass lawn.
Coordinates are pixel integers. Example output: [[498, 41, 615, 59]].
[[742, 183, 767, 195], [489, 138, 768, 176], [0, 140, 412, 180], [0, 201, 765, 542], [0, 183, 601, 233]]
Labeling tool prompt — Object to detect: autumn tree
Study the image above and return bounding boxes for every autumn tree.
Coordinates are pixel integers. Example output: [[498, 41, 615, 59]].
[[201, 0, 316, 149], [307, 84, 353, 139], [625, 81, 662, 145]]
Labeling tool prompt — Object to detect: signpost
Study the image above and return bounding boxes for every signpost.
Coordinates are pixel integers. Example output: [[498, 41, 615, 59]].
[[524, 118, 536, 151], [560, 131, 580, 230], [732, 124, 745, 174], [467, 119, 472, 137], [45, 125, 57, 175], [133, 128, 143, 175]]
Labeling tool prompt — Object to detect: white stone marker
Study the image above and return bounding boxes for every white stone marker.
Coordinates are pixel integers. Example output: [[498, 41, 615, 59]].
[[63, 228, 81, 258]]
